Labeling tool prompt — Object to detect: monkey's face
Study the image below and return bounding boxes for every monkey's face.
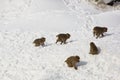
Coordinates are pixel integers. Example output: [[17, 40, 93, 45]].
[[74, 56, 80, 62], [103, 27, 107, 32], [90, 42, 94, 46], [66, 33, 70, 39], [41, 37, 46, 42], [75, 56, 80, 60]]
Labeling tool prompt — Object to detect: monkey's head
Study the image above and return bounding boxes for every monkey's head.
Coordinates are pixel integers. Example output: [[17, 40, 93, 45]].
[[66, 33, 70, 39], [75, 55, 80, 62], [103, 27, 107, 32], [41, 37, 46, 42], [90, 42, 95, 46], [75, 56, 80, 59]]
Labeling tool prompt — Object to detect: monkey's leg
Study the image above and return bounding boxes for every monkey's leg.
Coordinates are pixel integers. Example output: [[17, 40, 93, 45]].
[[73, 64, 77, 70], [90, 49, 93, 54], [64, 40, 67, 44], [35, 43, 40, 46], [74, 66, 77, 70], [101, 33, 104, 37], [61, 39, 64, 44], [93, 32, 95, 37], [56, 39, 59, 44], [96, 36, 98, 39], [96, 33, 100, 39], [41, 43, 45, 46], [72, 62, 78, 70], [60, 41, 63, 44], [67, 62, 73, 67]]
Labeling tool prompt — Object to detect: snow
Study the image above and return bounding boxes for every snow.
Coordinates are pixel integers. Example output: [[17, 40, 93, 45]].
[[0, 0, 120, 80], [0, 11, 81, 32]]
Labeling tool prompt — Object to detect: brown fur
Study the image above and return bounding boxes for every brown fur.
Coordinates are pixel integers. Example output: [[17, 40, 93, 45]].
[[56, 33, 70, 44], [65, 55, 80, 70], [93, 26, 107, 39], [33, 37, 46, 47], [89, 42, 98, 55]]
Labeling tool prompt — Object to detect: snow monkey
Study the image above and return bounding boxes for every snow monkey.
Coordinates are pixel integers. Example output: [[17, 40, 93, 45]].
[[65, 55, 80, 70], [107, 0, 120, 6], [33, 37, 46, 47], [89, 42, 98, 55], [93, 26, 107, 39], [56, 33, 70, 44]]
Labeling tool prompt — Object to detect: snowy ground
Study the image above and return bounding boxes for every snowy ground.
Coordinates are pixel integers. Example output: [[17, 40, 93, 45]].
[[0, 0, 120, 80]]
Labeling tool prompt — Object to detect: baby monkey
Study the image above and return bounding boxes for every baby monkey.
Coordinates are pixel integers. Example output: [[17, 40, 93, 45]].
[[93, 26, 107, 39], [89, 42, 99, 55], [33, 37, 46, 47], [56, 33, 70, 44], [65, 55, 80, 70]]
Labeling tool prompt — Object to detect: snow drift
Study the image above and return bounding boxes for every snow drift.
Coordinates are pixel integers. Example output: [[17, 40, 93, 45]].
[[0, 0, 120, 80]]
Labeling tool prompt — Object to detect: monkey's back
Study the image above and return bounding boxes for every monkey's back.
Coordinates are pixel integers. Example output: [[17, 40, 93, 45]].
[[65, 56, 79, 66], [93, 27, 106, 33], [90, 43, 98, 55], [57, 34, 67, 38], [33, 38, 45, 44]]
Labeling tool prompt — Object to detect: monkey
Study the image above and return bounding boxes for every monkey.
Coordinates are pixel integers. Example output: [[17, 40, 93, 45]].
[[93, 26, 108, 39], [89, 42, 98, 55], [107, 1, 114, 6], [33, 37, 46, 47], [56, 33, 70, 44], [107, 0, 120, 6], [65, 55, 80, 70]]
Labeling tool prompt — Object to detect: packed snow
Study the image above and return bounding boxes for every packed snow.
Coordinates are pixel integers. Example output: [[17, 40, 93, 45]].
[[0, 0, 120, 80]]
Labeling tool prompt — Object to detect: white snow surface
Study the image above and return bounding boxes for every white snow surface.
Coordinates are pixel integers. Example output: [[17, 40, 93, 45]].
[[0, 0, 120, 80]]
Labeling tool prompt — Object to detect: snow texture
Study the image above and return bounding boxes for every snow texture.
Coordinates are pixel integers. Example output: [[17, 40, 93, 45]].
[[0, 0, 120, 80]]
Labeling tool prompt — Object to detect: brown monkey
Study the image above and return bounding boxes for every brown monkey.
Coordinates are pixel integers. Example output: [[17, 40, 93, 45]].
[[56, 33, 70, 44], [65, 55, 80, 70], [89, 42, 98, 55], [33, 37, 46, 47], [93, 26, 107, 39]]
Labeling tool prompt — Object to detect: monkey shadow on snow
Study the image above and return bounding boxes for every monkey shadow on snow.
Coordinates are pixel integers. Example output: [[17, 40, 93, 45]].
[[98, 47, 101, 54], [105, 33, 114, 37], [99, 33, 114, 38], [55, 40, 78, 45], [45, 43, 53, 46], [76, 61, 87, 67], [68, 40, 78, 43], [43, 43, 54, 47]]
